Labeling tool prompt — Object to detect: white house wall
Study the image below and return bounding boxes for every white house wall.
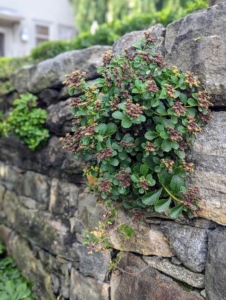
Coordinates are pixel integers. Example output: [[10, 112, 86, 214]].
[[0, 0, 75, 57]]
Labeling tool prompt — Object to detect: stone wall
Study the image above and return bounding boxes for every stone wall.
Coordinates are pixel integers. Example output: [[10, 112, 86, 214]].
[[1, 3, 226, 300]]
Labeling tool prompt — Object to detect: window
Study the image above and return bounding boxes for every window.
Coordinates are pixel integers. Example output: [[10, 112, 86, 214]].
[[35, 25, 49, 45]]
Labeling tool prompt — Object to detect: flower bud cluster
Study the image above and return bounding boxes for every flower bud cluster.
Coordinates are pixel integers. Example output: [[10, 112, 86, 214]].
[[140, 51, 154, 64], [198, 91, 212, 109], [165, 84, 176, 98], [119, 141, 135, 148], [178, 141, 190, 151], [161, 159, 175, 172], [200, 110, 212, 124], [95, 147, 113, 159], [187, 116, 202, 135], [110, 96, 120, 111], [144, 142, 155, 152], [182, 160, 194, 172], [130, 209, 145, 223], [81, 124, 96, 136], [154, 53, 167, 68], [102, 50, 115, 66], [72, 118, 80, 126], [181, 186, 201, 217], [95, 100, 101, 111], [172, 101, 186, 116], [167, 127, 183, 142], [172, 66, 180, 77], [125, 99, 145, 118], [63, 70, 86, 87], [184, 71, 200, 87], [147, 80, 159, 93], [97, 179, 112, 194], [121, 90, 129, 99], [115, 168, 131, 187], [144, 31, 157, 43], [70, 97, 82, 107], [60, 130, 82, 153], [139, 178, 150, 190]]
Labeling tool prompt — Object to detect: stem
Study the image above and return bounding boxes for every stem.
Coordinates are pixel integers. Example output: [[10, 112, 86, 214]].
[[153, 112, 169, 117], [160, 182, 182, 203]]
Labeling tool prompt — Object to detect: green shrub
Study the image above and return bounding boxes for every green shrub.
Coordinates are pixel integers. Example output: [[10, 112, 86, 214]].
[[7, 93, 50, 150], [0, 239, 35, 300], [0, 111, 10, 137], [30, 40, 73, 61], [0, 56, 34, 80], [30, 2, 209, 61], [0, 80, 14, 96], [61, 33, 212, 218], [182, 0, 208, 15]]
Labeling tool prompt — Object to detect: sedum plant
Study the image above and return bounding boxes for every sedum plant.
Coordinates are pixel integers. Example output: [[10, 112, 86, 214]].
[[7, 93, 49, 150], [61, 32, 212, 218]]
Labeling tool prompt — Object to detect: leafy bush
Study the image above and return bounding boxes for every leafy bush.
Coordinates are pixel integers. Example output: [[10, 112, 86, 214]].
[[0, 239, 35, 300], [30, 1, 209, 61], [61, 33, 212, 218], [182, 0, 208, 15], [0, 56, 34, 80], [30, 40, 73, 61], [6, 93, 50, 150], [0, 80, 14, 96], [0, 111, 10, 137]]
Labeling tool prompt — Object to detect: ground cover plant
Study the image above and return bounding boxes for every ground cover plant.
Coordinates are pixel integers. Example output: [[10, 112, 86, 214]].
[[0, 239, 35, 300], [0, 93, 49, 150], [61, 32, 212, 219]]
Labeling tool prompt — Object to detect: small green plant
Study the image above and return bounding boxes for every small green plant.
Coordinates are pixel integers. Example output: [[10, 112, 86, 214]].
[[0, 81, 14, 96], [61, 32, 212, 219], [0, 111, 10, 137], [7, 93, 50, 150], [0, 239, 35, 300]]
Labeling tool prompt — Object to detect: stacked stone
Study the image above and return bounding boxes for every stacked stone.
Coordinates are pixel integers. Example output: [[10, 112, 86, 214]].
[[0, 3, 226, 299]]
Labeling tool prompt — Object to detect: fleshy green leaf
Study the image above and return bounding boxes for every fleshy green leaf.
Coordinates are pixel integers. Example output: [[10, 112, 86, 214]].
[[122, 118, 132, 128], [161, 140, 171, 152], [106, 123, 117, 135], [112, 111, 124, 120], [187, 98, 197, 106], [96, 123, 107, 135], [145, 131, 158, 140], [156, 124, 164, 133], [170, 204, 183, 218], [170, 175, 184, 194], [140, 164, 149, 176], [131, 174, 140, 183], [155, 198, 171, 213], [142, 188, 162, 205], [109, 158, 119, 166]]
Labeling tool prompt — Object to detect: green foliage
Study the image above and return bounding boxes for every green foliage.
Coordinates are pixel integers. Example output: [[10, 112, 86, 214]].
[[62, 34, 212, 218], [118, 224, 134, 238], [6, 93, 50, 150], [72, 0, 202, 31], [30, 40, 73, 61], [0, 111, 10, 137], [0, 81, 14, 96], [0, 56, 34, 80], [0, 239, 35, 300], [30, 0, 209, 61], [183, 0, 208, 15]]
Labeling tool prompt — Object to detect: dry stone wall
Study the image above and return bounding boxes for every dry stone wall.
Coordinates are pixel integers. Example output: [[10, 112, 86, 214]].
[[1, 3, 226, 300]]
